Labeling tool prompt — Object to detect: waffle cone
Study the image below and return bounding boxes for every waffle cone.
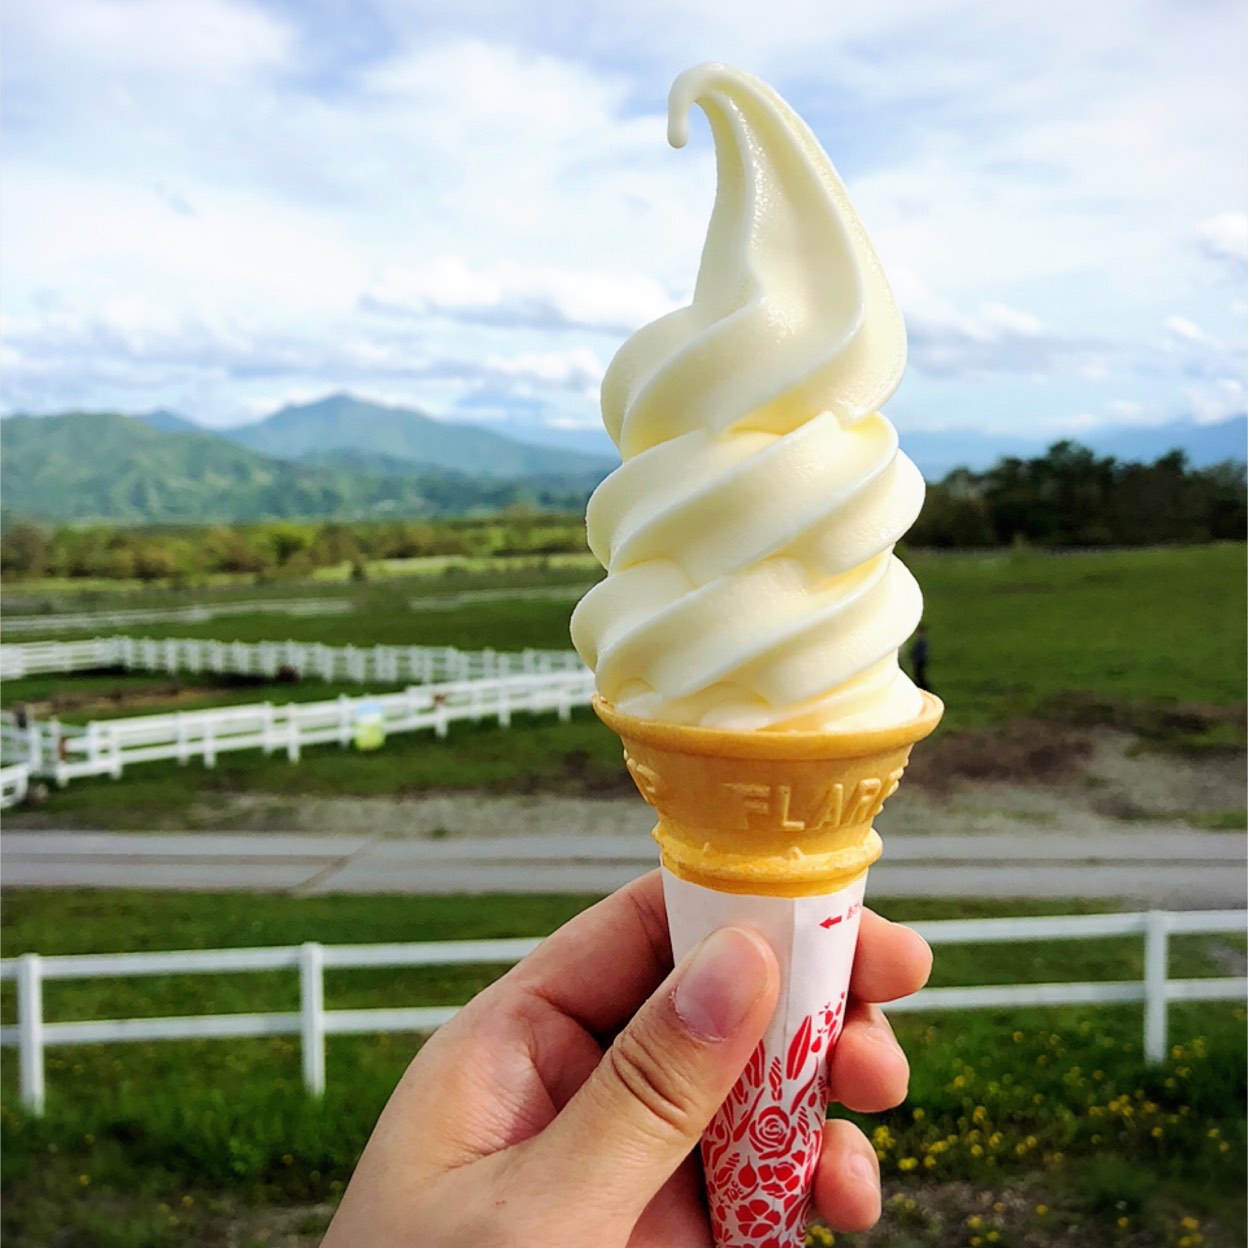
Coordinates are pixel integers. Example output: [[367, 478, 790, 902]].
[[594, 692, 943, 897]]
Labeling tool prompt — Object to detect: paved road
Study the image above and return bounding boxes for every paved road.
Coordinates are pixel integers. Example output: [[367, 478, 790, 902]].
[[2, 829, 1244, 906]]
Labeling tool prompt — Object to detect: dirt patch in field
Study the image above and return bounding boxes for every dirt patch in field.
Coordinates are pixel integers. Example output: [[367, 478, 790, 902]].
[[819, 1177, 1239, 1247], [906, 719, 1095, 793], [20, 673, 292, 719], [179, 725, 1245, 844]]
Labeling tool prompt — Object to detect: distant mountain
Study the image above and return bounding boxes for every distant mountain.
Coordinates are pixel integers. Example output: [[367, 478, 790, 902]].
[[5, 397, 1239, 527], [1088, 417, 1245, 468], [222, 393, 615, 480], [900, 416, 1246, 480], [110, 394, 1248, 483], [0, 413, 599, 525], [499, 421, 620, 460], [136, 408, 203, 436]]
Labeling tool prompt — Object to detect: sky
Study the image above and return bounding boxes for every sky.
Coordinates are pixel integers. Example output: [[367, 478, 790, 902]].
[[2, 0, 1246, 453]]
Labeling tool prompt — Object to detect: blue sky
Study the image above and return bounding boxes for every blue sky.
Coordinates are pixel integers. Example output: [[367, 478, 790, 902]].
[[2, 0, 1245, 451]]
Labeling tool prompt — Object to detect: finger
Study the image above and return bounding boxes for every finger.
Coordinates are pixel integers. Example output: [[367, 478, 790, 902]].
[[812, 1119, 882, 1232], [507, 870, 672, 1036], [632, 1154, 716, 1248], [522, 925, 779, 1221], [851, 910, 932, 1003], [827, 1002, 910, 1113]]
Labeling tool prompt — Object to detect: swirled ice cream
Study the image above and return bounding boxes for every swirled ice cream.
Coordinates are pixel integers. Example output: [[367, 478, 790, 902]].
[[571, 63, 926, 732]]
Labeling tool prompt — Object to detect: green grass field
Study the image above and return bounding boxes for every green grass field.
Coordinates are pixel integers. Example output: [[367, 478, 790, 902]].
[[1, 554, 601, 613], [9, 545, 1244, 715], [1, 890, 1243, 1247], [3, 546, 1244, 829]]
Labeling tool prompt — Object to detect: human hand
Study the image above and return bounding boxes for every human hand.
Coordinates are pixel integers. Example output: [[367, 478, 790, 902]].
[[322, 871, 931, 1248]]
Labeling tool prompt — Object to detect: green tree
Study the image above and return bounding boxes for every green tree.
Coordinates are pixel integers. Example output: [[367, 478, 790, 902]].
[[0, 523, 48, 577]]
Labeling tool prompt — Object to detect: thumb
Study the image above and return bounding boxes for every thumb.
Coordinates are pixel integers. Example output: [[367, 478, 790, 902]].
[[526, 925, 779, 1220]]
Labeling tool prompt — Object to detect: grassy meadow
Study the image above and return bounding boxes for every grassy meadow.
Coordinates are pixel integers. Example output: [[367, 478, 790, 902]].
[[3, 544, 1244, 829], [1, 890, 1244, 1248], [2, 545, 1245, 1245]]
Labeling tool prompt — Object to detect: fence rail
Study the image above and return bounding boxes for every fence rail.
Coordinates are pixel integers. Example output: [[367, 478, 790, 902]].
[[0, 669, 595, 786], [0, 634, 584, 684], [0, 762, 31, 809], [1, 910, 1243, 1115], [0, 598, 354, 637]]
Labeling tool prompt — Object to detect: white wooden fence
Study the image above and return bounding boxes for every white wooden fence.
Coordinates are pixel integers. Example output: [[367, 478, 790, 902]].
[[0, 634, 584, 684], [0, 670, 596, 787], [1, 910, 1242, 1115], [0, 598, 354, 637], [0, 762, 31, 809]]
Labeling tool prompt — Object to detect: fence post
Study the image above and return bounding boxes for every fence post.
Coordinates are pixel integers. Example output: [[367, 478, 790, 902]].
[[51, 719, 68, 787], [300, 942, 326, 1097], [25, 722, 42, 774], [18, 953, 46, 1116], [1144, 910, 1170, 1063], [286, 707, 301, 763]]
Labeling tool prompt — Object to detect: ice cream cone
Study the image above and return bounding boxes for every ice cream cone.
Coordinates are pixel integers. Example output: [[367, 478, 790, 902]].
[[594, 692, 942, 897], [595, 691, 942, 1248]]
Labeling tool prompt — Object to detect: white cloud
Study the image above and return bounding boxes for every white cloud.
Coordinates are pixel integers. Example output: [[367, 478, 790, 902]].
[[1186, 376, 1247, 426], [3, 0, 290, 86], [890, 268, 1105, 380], [362, 257, 676, 333], [1164, 315, 1220, 348], [2, 0, 1246, 441], [1198, 211, 1248, 271]]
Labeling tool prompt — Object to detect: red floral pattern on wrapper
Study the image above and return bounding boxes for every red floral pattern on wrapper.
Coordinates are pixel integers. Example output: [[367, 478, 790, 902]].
[[662, 870, 867, 1248], [702, 997, 845, 1248]]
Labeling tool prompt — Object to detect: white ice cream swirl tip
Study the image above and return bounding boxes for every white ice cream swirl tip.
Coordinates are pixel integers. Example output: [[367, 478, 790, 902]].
[[571, 63, 926, 732]]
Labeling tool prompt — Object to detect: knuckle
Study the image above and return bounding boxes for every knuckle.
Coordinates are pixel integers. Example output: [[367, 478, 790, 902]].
[[606, 1023, 697, 1139]]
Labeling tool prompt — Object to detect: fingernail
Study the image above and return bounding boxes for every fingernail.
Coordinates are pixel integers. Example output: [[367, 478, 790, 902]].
[[673, 927, 771, 1041], [849, 1149, 877, 1185], [867, 1013, 898, 1048]]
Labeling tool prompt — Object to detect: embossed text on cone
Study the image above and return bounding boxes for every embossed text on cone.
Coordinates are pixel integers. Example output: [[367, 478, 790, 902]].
[[595, 693, 942, 896], [595, 692, 942, 1248]]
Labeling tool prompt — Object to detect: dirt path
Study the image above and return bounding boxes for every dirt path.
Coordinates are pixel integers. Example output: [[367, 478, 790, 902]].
[[185, 728, 1245, 841]]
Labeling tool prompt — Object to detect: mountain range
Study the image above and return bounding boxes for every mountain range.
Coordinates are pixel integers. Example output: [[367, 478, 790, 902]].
[[1, 392, 1243, 526], [0, 398, 614, 525]]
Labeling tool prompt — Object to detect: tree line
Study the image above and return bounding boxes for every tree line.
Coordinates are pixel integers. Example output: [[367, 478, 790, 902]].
[[0, 512, 590, 583], [908, 443, 1245, 549], [1, 442, 1243, 582]]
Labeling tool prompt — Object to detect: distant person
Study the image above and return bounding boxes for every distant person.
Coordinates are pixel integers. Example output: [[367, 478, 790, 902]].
[[910, 623, 931, 692], [13, 704, 29, 731]]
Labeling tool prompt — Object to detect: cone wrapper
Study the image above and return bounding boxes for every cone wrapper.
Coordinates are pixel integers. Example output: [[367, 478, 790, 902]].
[[665, 868, 867, 1248], [594, 692, 942, 1248]]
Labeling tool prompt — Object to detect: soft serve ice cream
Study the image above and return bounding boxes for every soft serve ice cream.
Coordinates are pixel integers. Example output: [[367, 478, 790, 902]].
[[571, 62, 925, 733], [575, 65, 943, 1248]]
